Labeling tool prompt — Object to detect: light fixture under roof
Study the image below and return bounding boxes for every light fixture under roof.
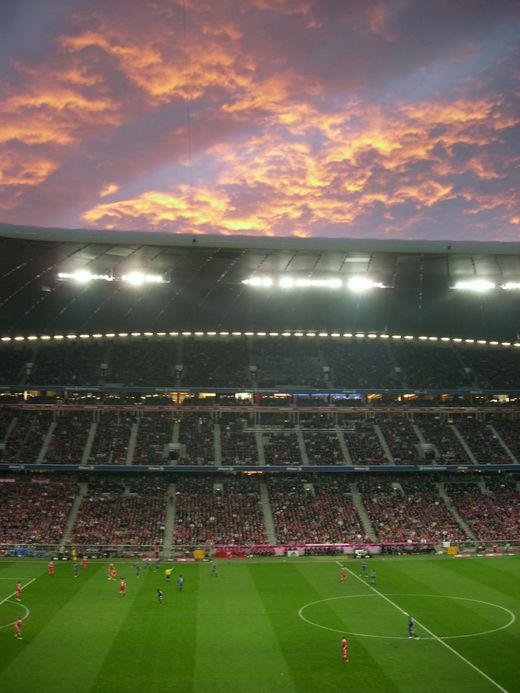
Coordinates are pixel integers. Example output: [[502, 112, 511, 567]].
[[453, 279, 495, 292]]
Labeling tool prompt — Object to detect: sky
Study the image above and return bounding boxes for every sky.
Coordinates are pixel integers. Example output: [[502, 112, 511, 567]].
[[0, 0, 519, 241]]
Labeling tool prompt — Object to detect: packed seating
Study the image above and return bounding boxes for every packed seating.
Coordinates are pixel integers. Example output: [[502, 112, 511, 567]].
[[1, 410, 53, 463], [344, 420, 388, 465], [301, 419, 345, 465], [0, 347, 32, 386], [44, 413, 92, 465], [357, 477, 468, 543], [177, 413, 215, 465], [454, 416, 511, 465], [321, 340, 397, 389], [488, 418, 520, 463], [182, 338, 250, 387], [266, 475, 367, 543], [391, 343, 472, 389], [414, 417, 472, 465], [106, 340, 178, 386], [173, 475, 266, 545], [220, 415, 258, 465], [444, 480, 520, 541], [133, 413, 175, 465], [251, 337, 322, 387], [460, 348, 520, 389], [377, 416, 422, 465], [70, 476, 168, 545], [88, 412, 135, 465], [0, 479, 76, 544], [29, 342, 106, 386]]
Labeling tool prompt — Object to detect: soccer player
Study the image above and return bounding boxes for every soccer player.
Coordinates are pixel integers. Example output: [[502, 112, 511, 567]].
[[73, 563, 79, 578], [340, 567, 346, 583], [165, 568, 173, 582], [119, 578, 126, 597], [48, 561, 54, 576], [178, 574, 184, 592], [14, 618, 23, 640], [370, 569, 376, 585], [157, 588, 163, 605], [82, 556, 87, 570], [341, 636, 349, 663], [135, 562, 141, 578], [16, 582, 22, 601], [360, 561, 367, 576], [108, 563, 114, 580], [211, 562, 217, 577], [155, 557, 161, 572], [408, 615, 418, 638]]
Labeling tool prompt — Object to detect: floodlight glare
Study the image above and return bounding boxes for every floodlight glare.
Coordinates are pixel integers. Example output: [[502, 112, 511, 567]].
[[348, 277, 383, 292], [502, 282, 520, 290], [453, 280, 495, 292]]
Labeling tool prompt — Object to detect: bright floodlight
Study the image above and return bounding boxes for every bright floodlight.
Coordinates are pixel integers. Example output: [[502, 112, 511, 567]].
[[348, 277, 383, 292], [502, 282, 520, 290], [453, 280, 495, 292], [242, 276, 273, 287]]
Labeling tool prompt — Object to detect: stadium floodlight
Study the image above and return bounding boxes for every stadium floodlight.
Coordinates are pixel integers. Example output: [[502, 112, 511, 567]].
[[169, 331, 179, 336], [465, 339, 474, 343], [489, 341, 499, 345], [219, 331, 229, 336], [242, 276, 273, 288], [428, 336, 438, 341], [367, 333, 377, 339], [206, 331, 216, 336], [156, 332, 166, 336], [80, 334, 90, 339], [144, 332, 154, 336], [419, 336, 428, 340], [331, 332, 340, 337], [244, 331, 254, 336], [57, 270, 113, 283], [118, 333, 128, 337], [294, 332, 304, 337], [441, 337, 450, 342], [66, 334, 77, 339], [477, 340, 487, 345], [453, 337, 462, 342], [348, 277, 384, 292], [355, 332, 365, 338], [391, 335, 402, 340], [319, 332, 329, 337], [28, 336, 37, 341], [404, 335, 414, 340], [105, 333, 115, 338], [92, 333, 103, 338], [453, 279, 495, 292], [501, 342, 511, 346], [1, 336, 12, 341], [502, 282, 520, 290], [131, 332, 141, 337], [41, 335, 51, 340], [53, 335, 63, 340]]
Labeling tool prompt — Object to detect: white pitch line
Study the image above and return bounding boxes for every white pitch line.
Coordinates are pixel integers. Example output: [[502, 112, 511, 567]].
[[337, 562, 509, 693], [0, 578, 36, 608]]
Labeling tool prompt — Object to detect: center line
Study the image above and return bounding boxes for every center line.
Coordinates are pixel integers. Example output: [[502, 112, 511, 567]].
[[337, 561, 509, 693]]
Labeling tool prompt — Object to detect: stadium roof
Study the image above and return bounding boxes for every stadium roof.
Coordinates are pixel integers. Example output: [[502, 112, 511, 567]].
[[1, 224, 520, 341]]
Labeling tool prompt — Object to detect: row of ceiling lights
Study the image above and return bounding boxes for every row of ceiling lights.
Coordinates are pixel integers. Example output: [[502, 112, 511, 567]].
[[1, 330, 519, 348]]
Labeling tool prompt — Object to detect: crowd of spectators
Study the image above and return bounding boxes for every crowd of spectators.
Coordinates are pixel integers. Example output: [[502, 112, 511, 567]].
[[173, 475, 266, 545], [251, 337, 323, 387], [0, 479, 76, 544], [377, 416, 422, 465], [266, 475, 368, 543], [181, 338, 251, 387], [357, 476, 468, 543], [300, 416, 345, 465], [88, 412, 135, 465], [459, 348, 520, 390], [133, 413, 175, 465], [177, 413, 215, 465], [220, 416, 258, 465], [392, 344, 472, 389], [28, 343, 106, 386], [489, 418, 520, 463], [0, 347, 32, 386], [262, 430, 302, 466], [444, 480, 520, 541], [344, 420, 388, 465], [44, 413, 92, 465], [415, 417, 472, 465], [321, 340, 397, 389], [70, 476, 168, 545], [454, 416, 511, 465], [106, 341, 178, 386]]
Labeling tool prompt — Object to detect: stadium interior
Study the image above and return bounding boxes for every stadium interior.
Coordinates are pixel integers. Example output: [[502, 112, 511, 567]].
[[1, 225, 519, 558]]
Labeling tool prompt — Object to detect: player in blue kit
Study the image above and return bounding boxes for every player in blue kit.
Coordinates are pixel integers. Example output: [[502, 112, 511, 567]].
[[370, 569, 376, 585], [157, 588, 163, 605], [360, 561, 367, 576], [178, 574, 184, 592], [135, 562, 140, 577], [408, 615, 419, 638]]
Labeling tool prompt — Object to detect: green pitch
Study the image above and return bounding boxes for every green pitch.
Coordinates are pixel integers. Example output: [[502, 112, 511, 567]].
[[1, 555, 519, 692]]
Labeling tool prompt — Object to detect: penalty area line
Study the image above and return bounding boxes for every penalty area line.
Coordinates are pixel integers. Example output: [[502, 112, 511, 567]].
[[337, 561, 509, 693]]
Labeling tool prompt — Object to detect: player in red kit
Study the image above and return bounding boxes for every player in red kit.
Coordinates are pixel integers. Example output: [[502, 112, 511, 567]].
[[48, 561, 54, 576], [119, 578, 126, 597], [340, 567, 346, 583], [16, 582, 22, 601], [108, 563, 114, 580], [14, 618, 23, 639], [82, 556, 87, 570], [341, 636, 349, 663]]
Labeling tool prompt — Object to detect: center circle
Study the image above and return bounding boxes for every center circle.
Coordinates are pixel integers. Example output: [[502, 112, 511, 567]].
[[298, 594, 515, 640], [0, 601, 30, 630]]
